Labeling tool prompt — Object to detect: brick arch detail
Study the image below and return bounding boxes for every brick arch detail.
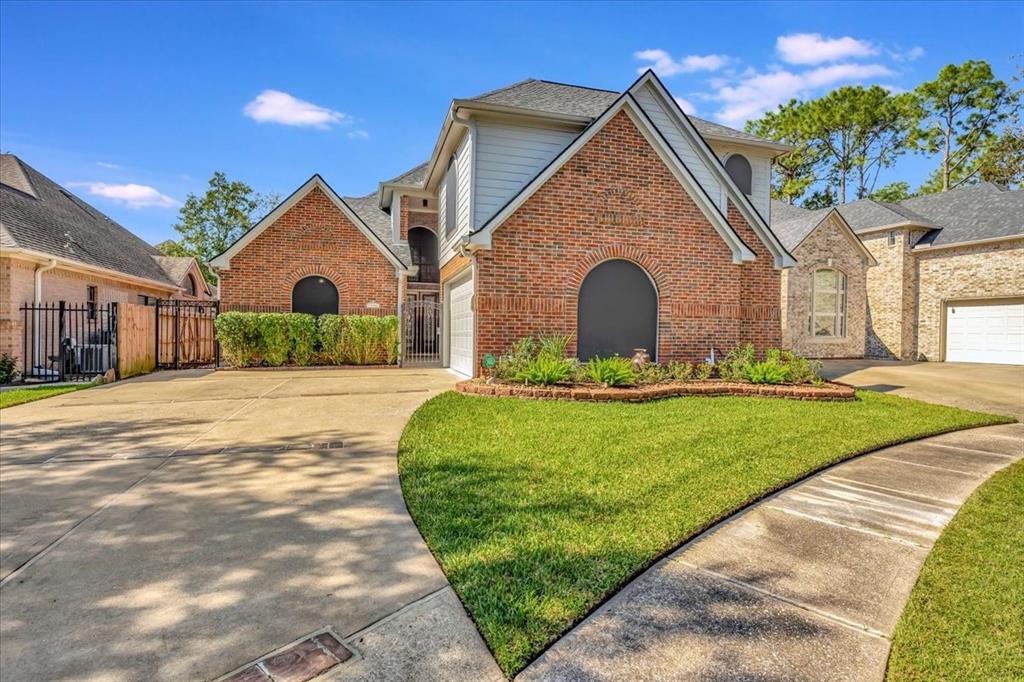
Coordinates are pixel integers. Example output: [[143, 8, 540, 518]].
[[408, 224, 437, 235], [568, 245, 668, 294], [285, 266, 347, 291]]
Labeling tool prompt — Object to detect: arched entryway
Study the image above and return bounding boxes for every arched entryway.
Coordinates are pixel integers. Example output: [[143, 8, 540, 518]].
[[577, 259, 657, 361], [292, 275, 338, 315]]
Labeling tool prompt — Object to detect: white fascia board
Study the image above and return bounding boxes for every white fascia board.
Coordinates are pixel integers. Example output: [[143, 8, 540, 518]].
[[1, 245, 180, 292], [632, 72, 796, 268], [210, 175, 407, 271], [466, 94, 754, 264]]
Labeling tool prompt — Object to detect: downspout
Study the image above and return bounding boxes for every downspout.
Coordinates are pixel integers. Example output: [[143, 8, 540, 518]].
[[32, 258, 57, 373]]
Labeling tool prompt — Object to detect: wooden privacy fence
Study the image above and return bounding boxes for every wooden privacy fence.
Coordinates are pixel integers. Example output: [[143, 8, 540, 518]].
[[156, 300, 218, 369], [117, 303, 156, 378]]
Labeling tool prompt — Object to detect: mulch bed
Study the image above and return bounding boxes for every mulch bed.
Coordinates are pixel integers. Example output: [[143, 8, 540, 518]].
[[456, 378, 855, 402]]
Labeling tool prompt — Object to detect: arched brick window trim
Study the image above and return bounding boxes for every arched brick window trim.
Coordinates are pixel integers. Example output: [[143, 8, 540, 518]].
[[569, 245, 668, 294], [284, 266, 346, 312]]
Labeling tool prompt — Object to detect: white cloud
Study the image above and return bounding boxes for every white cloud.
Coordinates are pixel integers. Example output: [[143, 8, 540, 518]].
[[347, 129, 370, 140], [890, 46, 925, 62], [634, 48, 732, 76], [67, 181, 179, 209], [243, 89, 349, 129], [95, 161, 121, 170], [710, 63, 895, 127], [776, 33, 878, 65], [674, 96, 697, 115]]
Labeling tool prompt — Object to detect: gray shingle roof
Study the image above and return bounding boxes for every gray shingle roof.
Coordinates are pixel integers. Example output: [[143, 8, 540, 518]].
[[0, 154, 177, 287], [344, 193, 410, 266], [771, 184, 1022, 249], [900, 183, 1023, 247], [770, 207, 834, 251], [467, 79, 776, 147], [383, 162, 429, 188], [151, 255, 196, 286]]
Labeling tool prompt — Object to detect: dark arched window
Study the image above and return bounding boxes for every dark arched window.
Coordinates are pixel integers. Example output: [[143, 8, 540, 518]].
[[724, 154, 753, 195], [577, 259, 658, 361], [292, 276, 339, 316], [444, 154, 458, 238], [408, 227, 439, 283], [186, 273, 197, 297]]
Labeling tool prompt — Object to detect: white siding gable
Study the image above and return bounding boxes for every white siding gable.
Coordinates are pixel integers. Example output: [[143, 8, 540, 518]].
[[473, 119, 577, 227], [713, 145, 772, 220], [632, 84, 723, 208], [456, 133, 472, 235]]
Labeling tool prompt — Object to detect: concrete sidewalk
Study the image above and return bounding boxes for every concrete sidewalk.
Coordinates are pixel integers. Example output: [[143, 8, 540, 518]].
[[519, 422, 1023, 681]]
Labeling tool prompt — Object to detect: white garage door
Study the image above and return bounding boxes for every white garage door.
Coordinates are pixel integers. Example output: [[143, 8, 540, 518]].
[[945, 301, 1024, 365], [448, 276, 474, 376]]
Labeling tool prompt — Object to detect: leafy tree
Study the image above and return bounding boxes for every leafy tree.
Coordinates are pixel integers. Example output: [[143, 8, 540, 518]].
[[155, 239, 190, 257], [977, 125, 1024, 187], [914, 60, 1019, 192], [801, 187, 836, 210], [168, 172, 278, 283], [869, 181, 914, 203], [749, 86, 918, 204], [746, 101, 821, 204]]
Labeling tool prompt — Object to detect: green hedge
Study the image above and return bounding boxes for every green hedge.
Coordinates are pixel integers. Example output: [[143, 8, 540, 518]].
[[215, 312, 399, 367]]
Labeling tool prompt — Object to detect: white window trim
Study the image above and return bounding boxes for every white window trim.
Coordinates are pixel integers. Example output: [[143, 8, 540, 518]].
[[810, 268, 847, 339]]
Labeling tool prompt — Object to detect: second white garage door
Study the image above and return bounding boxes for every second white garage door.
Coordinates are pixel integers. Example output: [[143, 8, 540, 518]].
[[945, 300, 1024, 365], [447, 275, 474, 376]]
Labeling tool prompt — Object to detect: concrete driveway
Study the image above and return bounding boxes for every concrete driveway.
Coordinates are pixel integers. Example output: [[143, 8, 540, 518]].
[[821, 359, 1024, 420], [0, 368, 501, 682]]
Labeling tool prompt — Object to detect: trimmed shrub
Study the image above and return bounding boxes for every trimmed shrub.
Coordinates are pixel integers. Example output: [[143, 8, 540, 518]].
[[718, 342, 756, 381], [493, 336, 537, 381], [0, 353, 17, 384], [586, 356, 636, 387], [694, 362, 714, 381], [287, 314, 317, 366], [514, 355, 573, 385], [214, 312, 398, 367], [666, 361, 693, 382], [215, 312, 261, 367], [744, 359, 789, 384], [635, 362, 668, 385], [257, 313, 290, 367]]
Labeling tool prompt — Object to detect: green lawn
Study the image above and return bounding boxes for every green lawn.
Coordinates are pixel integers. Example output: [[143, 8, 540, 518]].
[[0, 384, 90, 409], [887, 460, 1023, 681], [398, 391, 1010, 676]]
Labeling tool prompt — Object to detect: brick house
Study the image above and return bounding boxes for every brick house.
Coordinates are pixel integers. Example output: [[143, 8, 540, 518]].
[[0, 154, 213, 372], [212, 71, 797, 376], [773, 206, 877, 358], [774, 183, 1023, 364]]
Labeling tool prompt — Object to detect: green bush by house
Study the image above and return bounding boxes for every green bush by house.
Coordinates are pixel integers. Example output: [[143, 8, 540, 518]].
[[215, 312, 399, 367]]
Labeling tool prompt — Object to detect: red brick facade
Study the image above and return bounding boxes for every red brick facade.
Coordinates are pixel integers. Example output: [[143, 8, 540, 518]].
[[472, 110, 781, 372], [399, 195, 439, 240], [218, 187, 398, 313]]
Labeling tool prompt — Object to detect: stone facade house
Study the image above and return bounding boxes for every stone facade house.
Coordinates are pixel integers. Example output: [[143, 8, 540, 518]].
[[212, 71, 798, 377], [772, 207, 877, 358], [774, 183, 1023, 364], [0, 154, 213, 372]]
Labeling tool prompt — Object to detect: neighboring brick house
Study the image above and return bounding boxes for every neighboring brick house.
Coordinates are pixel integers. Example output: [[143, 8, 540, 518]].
[[774, 183, 1023, 364], [772, 207, 877, 358], [212, 71, 797, 376], [0, 154, 213, 372]]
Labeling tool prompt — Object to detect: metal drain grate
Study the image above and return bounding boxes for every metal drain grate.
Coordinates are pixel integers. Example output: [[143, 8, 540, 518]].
[[222, 631, 353, 682]]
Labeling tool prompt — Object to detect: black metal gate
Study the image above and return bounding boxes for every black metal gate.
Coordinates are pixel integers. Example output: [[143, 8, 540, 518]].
[[20, 302, 118, 382], [155, 299, 219, 369], [402, 300, 441, 366]]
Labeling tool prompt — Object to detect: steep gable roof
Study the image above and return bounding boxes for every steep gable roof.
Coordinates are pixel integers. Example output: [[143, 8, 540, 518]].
[[209, 175, 408, 270], [468, 79, 788, 150], [467, 92, 758, 264], [771, 207, 877, 264], [0, 154, 177, 288]]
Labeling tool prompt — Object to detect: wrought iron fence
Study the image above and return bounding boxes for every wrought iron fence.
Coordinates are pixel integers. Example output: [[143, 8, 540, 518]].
[[402, 300, 441, 366], [20, 302, 118, 382]]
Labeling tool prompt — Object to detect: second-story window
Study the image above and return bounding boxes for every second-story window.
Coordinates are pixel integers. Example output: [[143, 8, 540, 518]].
[[444, 154, 457, 239], [724, 154, 753, 195]]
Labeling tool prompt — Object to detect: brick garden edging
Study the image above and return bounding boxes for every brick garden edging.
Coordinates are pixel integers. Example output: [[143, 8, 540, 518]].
[[456, 379, 855, 402]]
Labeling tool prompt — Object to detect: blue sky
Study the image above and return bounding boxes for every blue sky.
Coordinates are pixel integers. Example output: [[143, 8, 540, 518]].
[[2, 1, 1021, 244]]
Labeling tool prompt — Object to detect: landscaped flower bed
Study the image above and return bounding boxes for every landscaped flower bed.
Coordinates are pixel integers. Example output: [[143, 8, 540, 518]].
[[214, 311, 398, 368], [469, 335, 853, 401]]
